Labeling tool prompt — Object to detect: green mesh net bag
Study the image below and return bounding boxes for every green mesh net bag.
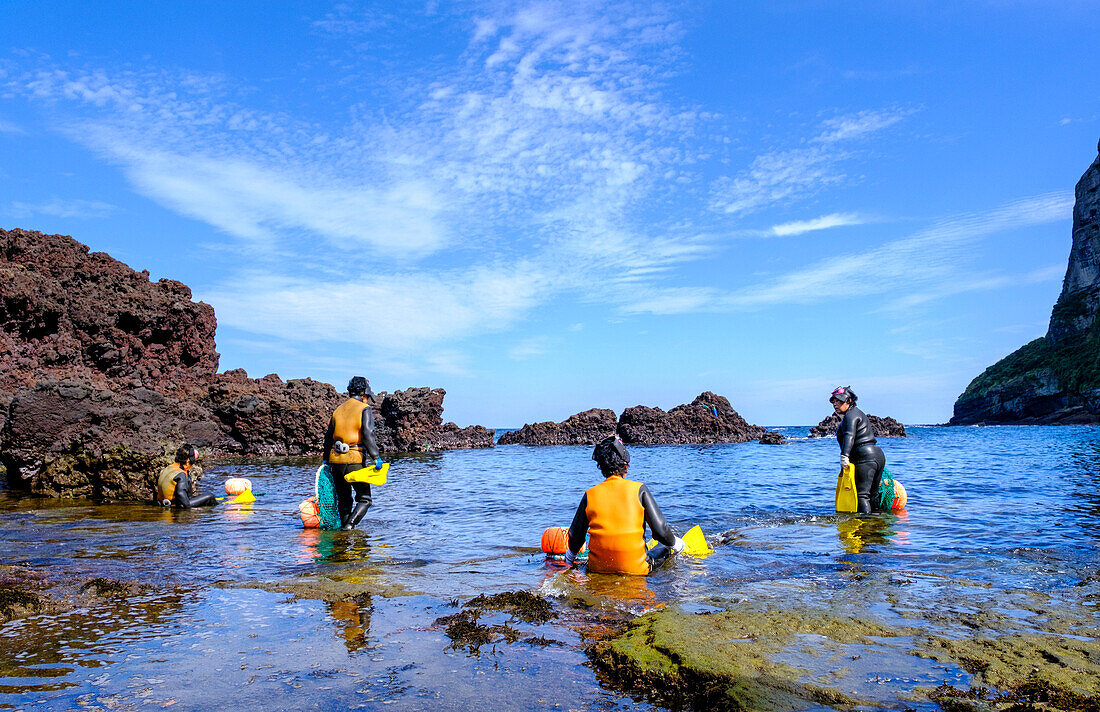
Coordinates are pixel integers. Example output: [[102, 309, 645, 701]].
[[315, 464, 342, 530], [876, 467, 906, 511]]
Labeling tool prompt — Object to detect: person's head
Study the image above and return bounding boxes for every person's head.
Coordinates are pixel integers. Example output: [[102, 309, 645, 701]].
[[175, 443, 198, 470], [592, 435, 630, 477], [347, 376, 375, 401], [829, 386, 856, 414]]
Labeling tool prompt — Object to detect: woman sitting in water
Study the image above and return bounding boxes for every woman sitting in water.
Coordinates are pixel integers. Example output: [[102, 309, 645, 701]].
[[156, 444, 217, 508], [830, 386, 887, 514], [564, 435, 684, 575]]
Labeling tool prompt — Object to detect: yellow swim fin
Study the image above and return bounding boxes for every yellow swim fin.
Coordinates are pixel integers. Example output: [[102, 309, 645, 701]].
[[233, 489, 256, 504], [647, 525, 713, 558], [344, 462, 389, 485], [835, 462, 858, 513], [681, 525, 713, 558]]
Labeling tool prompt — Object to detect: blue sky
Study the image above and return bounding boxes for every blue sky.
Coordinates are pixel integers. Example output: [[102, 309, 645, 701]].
[[1, 1, 1098, 427]]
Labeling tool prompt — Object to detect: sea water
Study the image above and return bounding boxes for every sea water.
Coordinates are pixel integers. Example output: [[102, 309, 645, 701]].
[[0, 425, 1097, 710]]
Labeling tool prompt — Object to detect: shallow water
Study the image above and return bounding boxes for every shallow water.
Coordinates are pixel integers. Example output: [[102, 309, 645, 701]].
[[1, 425, 1099, 710]]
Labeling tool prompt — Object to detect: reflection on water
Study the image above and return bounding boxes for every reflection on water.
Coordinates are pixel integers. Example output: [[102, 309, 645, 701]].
[[0, 426, 1099, 709], [835, 513, 909, 554]]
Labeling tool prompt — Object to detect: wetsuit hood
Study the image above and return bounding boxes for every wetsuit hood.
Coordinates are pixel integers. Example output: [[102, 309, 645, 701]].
[[593, 435, 630, 475], [830, 385, 855, 404]]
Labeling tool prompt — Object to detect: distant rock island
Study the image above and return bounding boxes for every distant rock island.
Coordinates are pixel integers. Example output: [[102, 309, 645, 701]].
[[951, 140, 1100, 425], [807, 413, 906, 439], [500, 392, 787, 446], [0, 229, 493, 500]]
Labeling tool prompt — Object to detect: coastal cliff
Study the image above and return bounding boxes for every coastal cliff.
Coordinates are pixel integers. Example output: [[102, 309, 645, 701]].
[[0, 229, 493, 500], [951, 141, 1100, 424]]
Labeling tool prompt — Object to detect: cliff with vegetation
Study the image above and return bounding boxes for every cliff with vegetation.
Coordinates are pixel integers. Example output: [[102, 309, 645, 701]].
[[951, 141, 1100, 424]]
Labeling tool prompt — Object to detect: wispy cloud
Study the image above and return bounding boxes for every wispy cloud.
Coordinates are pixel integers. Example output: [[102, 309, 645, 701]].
[[709, 108, 911, 216], [0, 118, 23, 134], [7, 197, 117, 219], [814, 108, 909, 143], [722, 192, 1072, 311], [770, 212, 864, 237]]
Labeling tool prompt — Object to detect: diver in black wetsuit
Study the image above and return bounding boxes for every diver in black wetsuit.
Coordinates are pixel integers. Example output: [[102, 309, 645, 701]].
[[322, 376, 383, 530], [156, 444, 218, 508], [564, 436, 684, 575], [830, 386, 887, 514]]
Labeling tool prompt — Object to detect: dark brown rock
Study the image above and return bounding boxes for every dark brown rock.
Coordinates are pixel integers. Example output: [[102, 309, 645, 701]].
[[205, 370, 343, 456], [758, 430, 786, 445], [2, 377, 225, 499], [617, 392, 766, 445], [0, 229, 494, 499], [807, 412, 906, 439], [0, 228, 219, 397], [498, 408, 618, 446], [430, 423, 497, 450]]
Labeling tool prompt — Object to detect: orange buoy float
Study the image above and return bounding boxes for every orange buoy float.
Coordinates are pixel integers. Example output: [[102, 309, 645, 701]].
[[891, 480, 908, 510], [541, 526, 573, 554], [224, 477, 252, 495], [299, 496, 321, 528]]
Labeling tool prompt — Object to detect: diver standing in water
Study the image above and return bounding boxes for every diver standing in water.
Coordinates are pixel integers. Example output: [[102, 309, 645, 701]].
[[564, 435, 684, 575], [323, 376, 383, 530], [156, 444, 217, 508], [830, 386, 887, 514]]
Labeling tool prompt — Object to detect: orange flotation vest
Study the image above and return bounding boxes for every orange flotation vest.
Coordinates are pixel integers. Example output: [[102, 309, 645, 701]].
[[585, 475, 649, 575], [329, 398, 369, 465], [156, 463, 186, 503]]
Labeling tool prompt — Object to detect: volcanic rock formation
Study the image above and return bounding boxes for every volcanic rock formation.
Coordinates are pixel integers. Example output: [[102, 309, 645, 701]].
[[951, 141, 1100, 424], [0, 229, 493, 500], [497, 408, 618, 446], [807, 412, 906, 439], [617, 392, 766, 445]]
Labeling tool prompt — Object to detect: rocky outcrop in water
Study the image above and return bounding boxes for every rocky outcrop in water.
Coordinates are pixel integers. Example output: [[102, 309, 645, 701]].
[[952, 141, 1100, 424], [758, 431, 787, 445], [617, 392, 766, 445], [807, 412, 906, 439], [0, 229, 493, 500], [497, 408, 618, 446]]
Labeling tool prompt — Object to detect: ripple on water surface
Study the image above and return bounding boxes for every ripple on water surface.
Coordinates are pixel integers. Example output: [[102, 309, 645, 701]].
[[0, 425, 1098, 709]]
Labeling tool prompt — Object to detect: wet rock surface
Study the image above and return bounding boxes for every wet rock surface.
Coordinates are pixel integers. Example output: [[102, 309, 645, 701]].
[[498, 408, 618, 445], [617, 392, 767, 445], [758, 430, 786, 445], [952, 142, 1100, 424], [587, 607, 894, 711], [0, 229, 493, 500], [808, 412, 907, 439]]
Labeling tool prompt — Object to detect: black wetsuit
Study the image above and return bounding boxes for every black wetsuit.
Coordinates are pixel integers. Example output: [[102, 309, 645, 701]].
[[837, 406, 886, 514], [567, 483, 678, 573], [322, 400, 382, 522], [157, 464, 217, 509]]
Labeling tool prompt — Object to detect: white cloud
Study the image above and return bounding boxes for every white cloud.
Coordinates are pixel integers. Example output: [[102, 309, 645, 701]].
[[722, 192, 1072, 310], [771, 212, 864, 237], [814, 108, 909, 143], [710, 108, 911, 217], [508, 336, 552, 360], [0, 119, 23, 134], [201, 262, 547, 353], [7, 197, 117, 219]]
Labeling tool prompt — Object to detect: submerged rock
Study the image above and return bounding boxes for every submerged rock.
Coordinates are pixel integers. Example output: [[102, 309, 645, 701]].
[[952, 141, 1100, 424], [587, 607, 901, 711], [498, 408, 618, 445], [807, 412, 907, 439], [617, 392, 766, 445]]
